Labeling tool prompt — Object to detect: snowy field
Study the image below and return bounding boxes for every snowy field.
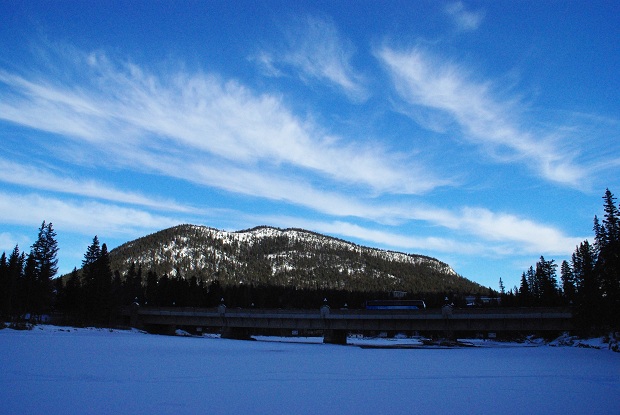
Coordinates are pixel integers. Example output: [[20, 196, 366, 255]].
[[2, 326, 619, 415]]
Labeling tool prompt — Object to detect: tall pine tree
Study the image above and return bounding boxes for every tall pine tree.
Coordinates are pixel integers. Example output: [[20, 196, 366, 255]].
[[560, 260, 576, 303], [94, 243, 113, 324], [7, 247, 25, 317], [29, 221, 59, 316], [0, 252, 9, 318], [82, 236, 102, 323], [536, 256, 558, 306], [594, 189, 620, 327], [572, 240, 598, 331], [519, 272, 530, 306]]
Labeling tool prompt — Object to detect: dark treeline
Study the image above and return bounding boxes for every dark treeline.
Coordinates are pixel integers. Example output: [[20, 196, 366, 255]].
[[499, 189, 620, 332], [0, 221, 59, 323], [3, 190, 618, 332], [498, 255, 563, 308]]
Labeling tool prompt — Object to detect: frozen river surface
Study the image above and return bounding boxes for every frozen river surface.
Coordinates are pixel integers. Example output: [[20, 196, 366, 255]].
[[1, 326, 619, 415]]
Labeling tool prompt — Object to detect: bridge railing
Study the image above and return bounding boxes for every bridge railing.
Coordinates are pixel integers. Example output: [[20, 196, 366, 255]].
[[124, 305, 573, 323]]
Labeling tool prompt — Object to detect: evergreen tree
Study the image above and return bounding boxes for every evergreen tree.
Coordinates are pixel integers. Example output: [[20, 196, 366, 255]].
[[21, 252, 37, 316], [596, 190, 620, 312], [593, 215, 602, 253], [82, 236, 98, 318], [31, 221, 59, 282], [602, 189, 620, 242], [0, 252, 9, 317], [572, 240, 598, 330], [518, 257, 559, 306], [573, 241, 597, 297], [94, 243, 113, 323], [62, 268, 83, 322], [82, 236, 109, 323], [536, 256, 558, 305], [560, 260, 576, 303], [82, 236, 101, 270], [7, 247, 24, 316], [519, 272, 529, 296], [30, 221, 59, 315], [526, 266, 537, 299]]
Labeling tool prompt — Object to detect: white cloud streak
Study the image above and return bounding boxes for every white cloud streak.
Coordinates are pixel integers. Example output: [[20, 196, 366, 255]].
[[256, 16, 368, 101], [253, 202, 584, 259], [444, 2, 485, 31], [0, 43, 587, 262], [296, 219, 486, 256], [412, 206, 587, 255], [0, 232, 30, 253], [377, 46, 587, 187], [0, 192, 180, 237], [0, 159, 199, 214], [0, 50, 441, 198]]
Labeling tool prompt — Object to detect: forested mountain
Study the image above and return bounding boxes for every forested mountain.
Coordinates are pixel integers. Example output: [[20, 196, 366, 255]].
[[6, 187, 618, 328], [107, 224, 484, 294]]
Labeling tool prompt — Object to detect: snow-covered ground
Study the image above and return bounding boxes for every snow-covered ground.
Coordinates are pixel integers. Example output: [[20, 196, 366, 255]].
[[1, 326, 618, 415]]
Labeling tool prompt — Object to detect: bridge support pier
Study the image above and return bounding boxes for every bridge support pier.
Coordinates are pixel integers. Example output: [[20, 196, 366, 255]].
[[221, 327, 254, 341], [442, 304, 454, 340], [129, 302, 143, 330], [323, 329, 347, 345]]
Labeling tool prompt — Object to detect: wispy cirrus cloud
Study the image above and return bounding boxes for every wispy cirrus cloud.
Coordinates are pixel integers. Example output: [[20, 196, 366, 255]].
[[376, 45, 588, 187], [0, 232, 30, 252], [409, 206, 586, 255], [250, 208, 583, 259], [444, 1, 485, 31], [0, 159, 200, 214], [0, 152, 582, 260], [254, 16, 368, 101], [0, 191, 181, 237], [0, 46, 442, 201], [0, 42, 587, 266]]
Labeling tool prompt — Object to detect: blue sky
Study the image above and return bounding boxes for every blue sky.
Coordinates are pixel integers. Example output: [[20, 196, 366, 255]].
[[1, 1, 619, 291]]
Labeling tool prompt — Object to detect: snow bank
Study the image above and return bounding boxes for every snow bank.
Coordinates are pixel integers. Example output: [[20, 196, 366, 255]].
[[549, 332, 620, 351]]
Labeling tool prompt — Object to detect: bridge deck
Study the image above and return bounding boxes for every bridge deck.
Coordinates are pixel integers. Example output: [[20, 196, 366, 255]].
[[126, 305, 573, 340]]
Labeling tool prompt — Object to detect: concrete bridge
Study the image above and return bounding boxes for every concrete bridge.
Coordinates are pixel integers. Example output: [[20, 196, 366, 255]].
[[125, 304, 574, 344]]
